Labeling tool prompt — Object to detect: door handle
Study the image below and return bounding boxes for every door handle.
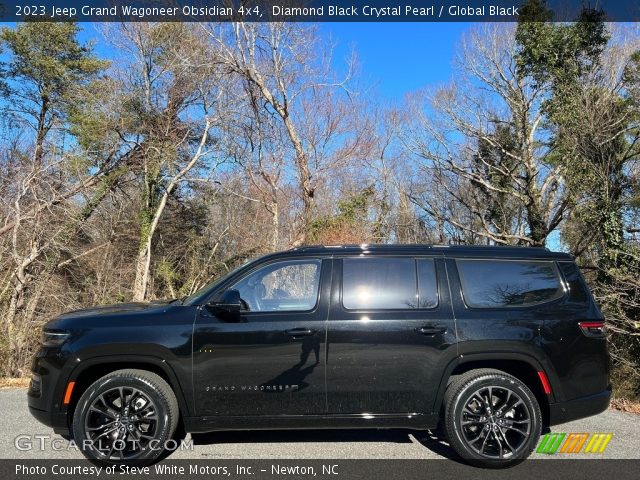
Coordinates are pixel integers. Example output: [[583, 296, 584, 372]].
[[285, 328, 316, 338], [414, 325, 447, 336]]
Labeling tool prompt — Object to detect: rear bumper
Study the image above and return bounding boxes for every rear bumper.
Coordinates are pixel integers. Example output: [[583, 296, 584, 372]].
[[548, 387, 611, 426]]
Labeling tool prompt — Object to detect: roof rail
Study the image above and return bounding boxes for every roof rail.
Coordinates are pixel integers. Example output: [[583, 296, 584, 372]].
[[290, 243, 549, 251]]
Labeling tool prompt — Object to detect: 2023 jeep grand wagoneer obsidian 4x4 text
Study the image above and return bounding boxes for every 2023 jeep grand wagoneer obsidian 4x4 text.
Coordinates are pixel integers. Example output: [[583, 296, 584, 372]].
[[28, 245, 610, 467]]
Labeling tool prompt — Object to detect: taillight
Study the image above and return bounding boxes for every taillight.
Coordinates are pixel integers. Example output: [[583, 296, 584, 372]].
[[579, 321, 605, 337]]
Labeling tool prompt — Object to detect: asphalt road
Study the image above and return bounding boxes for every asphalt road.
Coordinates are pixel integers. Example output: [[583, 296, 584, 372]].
[[1, 388, 638, 460]]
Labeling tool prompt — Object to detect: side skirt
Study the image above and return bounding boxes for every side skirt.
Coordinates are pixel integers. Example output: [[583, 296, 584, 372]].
[[183, 413, 439, 433]]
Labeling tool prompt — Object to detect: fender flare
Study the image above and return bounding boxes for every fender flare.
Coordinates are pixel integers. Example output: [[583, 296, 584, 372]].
[[432, 351, 558, 414], [66, 354, 192, 417]]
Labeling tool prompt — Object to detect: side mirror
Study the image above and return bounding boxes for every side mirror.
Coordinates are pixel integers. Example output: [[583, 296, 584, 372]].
[[209, 289, 243, 314]]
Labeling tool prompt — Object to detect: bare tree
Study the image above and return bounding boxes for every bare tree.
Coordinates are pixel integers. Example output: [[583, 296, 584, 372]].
[[214, 77, 287, 251], [403, 24, 566, 247], [203, 22, 359, 246]]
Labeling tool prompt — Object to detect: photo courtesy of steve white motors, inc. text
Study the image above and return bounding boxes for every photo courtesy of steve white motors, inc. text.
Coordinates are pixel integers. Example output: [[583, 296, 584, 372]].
[[15, 463, 339, 476]]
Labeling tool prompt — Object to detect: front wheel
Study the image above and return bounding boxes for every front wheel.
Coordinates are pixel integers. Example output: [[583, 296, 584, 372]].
[[443, 369, 542, 468], [72, 369, 179, 465]]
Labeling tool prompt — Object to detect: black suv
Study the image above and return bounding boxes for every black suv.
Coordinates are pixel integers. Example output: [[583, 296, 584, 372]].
[[28, 245, 610, 467]]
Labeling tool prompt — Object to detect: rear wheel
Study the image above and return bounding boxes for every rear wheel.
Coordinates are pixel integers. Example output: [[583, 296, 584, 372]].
[[72, 369, 179, 465], [444, 369, 542, 468]]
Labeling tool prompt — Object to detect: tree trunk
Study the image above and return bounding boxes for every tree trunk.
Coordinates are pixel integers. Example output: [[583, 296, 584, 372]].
[[282, 116, 314, 247], [132, 119, 211, 301], [33, 95, 49, 165], [270, 202, 279, 251], [133, 241, 153, 302], [525, 197, 548, 247]]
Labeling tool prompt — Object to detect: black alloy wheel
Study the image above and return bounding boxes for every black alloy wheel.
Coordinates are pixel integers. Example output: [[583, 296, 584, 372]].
[[72, 369, 178, 465], [444, 368, 542, 468]]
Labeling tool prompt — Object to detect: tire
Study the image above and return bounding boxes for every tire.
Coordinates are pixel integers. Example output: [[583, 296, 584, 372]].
[[72, 369, 179, 466], [443, 368, 542, 468]]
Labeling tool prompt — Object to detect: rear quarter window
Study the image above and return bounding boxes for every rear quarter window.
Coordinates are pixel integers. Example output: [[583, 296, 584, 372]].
[[557, 261, 590, 304], [417, 259, 439, 309], [456, 259, 564, 308]]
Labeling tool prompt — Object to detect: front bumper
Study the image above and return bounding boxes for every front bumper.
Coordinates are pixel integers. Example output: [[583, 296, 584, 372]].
[[548, 387, 611, 426], [27, 347, 72, 436], [27, 405, 69, 434]]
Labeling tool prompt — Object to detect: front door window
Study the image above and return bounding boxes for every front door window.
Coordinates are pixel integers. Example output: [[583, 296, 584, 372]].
[[231, 259, 322, 312]]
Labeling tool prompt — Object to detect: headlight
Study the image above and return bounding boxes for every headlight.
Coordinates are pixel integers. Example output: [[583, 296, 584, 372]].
[[41, 330, 70, 347]]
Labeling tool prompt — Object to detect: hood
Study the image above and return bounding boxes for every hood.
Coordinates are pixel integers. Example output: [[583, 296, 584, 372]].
[[56, 300, 173, 320]]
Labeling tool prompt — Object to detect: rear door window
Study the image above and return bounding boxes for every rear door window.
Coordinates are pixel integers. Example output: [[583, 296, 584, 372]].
[[456, 259, 563, 308], [342, 258, 417, 310]]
